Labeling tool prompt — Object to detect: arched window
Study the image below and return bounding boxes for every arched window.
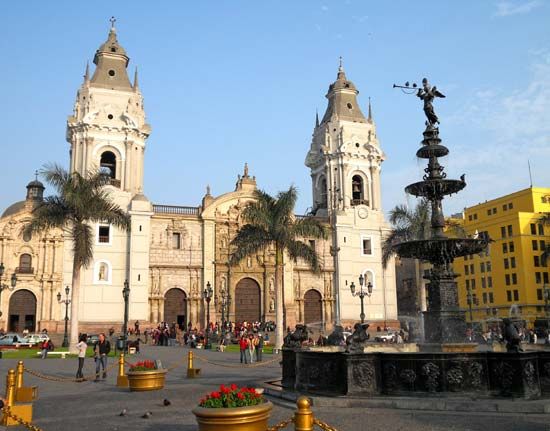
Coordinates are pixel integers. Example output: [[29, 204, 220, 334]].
[[319, 177, 328, 209], [100, 151, 116, 179], [18, 254, 33, 274], [351, 175, 366, 206]]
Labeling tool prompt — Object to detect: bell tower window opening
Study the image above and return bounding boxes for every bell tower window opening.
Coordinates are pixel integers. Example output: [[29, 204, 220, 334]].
[[100, 151, 117, 179], [351, 175, 367, 206], [319, 176, 328, 209]]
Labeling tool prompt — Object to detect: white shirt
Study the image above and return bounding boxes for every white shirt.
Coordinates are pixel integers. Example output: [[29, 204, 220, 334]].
[[76, 341, 87, 358]]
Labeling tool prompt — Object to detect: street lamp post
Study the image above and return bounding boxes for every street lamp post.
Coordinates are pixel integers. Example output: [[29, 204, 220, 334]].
[[57, 285, 71, 348], [349, 274, 373, 324], [122, 279, 130, 352], [0, 263, 17, 318], [202, 282, 213, 349], [220, 286, 231, 340]]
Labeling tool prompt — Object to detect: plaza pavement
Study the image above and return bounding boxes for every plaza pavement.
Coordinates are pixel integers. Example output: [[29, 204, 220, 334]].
[[0, 345, 549, 431]]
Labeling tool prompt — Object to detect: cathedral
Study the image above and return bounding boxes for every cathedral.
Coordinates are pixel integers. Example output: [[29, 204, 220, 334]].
[[0, 24, 397, 334]]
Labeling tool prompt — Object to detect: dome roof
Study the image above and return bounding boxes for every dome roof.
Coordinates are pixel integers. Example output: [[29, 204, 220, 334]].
[[1, 201, 26, 219], [95, 28, 128, 61], [26, 179, 44, 189]]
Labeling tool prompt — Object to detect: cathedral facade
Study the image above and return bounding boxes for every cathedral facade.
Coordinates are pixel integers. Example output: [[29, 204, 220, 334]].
[[0, 25, 397, 333]]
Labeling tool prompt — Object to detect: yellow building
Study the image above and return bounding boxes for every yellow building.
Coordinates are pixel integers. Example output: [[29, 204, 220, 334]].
[[456, 187, 550, 327]]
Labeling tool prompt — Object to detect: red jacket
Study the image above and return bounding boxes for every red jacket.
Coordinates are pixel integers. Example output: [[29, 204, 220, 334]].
[[239, 338, 249, 350]]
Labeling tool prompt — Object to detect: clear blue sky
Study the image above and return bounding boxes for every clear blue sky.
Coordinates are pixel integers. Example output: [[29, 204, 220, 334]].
[[2, 1, 550, 215]]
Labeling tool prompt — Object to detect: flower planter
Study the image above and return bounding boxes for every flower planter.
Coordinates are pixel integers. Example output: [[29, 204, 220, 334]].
[[192, 401, 273, 431], [127, 369, 167, 391]]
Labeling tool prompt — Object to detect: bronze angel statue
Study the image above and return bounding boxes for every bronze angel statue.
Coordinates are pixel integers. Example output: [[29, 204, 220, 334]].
[[417, 78, 445, 126]]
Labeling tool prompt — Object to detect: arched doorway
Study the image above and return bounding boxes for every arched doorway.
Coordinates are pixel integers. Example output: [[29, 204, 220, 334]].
[[164, 288, 187, 330], [235, 278, 261, 323], [304, 289, 322, 325], [8, 289, 37, 332]]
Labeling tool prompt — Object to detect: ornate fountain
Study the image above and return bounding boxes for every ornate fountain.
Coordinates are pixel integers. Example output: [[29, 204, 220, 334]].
[[280, 79, 550, 400], [392, 78, 488, 347]]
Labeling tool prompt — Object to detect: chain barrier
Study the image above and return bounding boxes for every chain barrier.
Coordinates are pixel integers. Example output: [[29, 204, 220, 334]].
[[1, 407, 44, 431], [24, 360, 119, 383], [314, 418, 340, 431], [266, 416, 294, 431], [192, 353, 281, 369]]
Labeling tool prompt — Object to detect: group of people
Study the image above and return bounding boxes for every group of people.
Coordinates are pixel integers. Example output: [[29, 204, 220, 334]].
[[72, 333, 111, 381], [473, 325, 550, 344], [238, 333, 265, 364]]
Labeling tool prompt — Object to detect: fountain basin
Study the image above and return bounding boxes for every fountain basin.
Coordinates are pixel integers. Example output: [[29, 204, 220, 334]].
[[393, 237, 488, 265], [405, 179, 466, 199], [284, 349, 550, 399]]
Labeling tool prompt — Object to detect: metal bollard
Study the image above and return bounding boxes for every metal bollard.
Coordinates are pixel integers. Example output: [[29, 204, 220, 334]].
[[294, 396, 314, 431], [187, 350, 201, 378], [15, 362, 24, 390], [5, 369, 15, 407], [14, 361, 37, 403], [116, 353, 129, 387], [2, 369, 33, 426]]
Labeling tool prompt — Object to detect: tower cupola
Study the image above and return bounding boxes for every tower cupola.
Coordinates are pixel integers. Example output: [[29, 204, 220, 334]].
[[26, 172, 44, 202], [321, 59, 367, 124], [91, 18, 132, 91]]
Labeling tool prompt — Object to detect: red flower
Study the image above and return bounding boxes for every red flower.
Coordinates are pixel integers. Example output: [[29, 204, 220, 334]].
[[237, 392, 244, 400], [211, 391, 221, 399], [220, 384, 230, 394], [230, 383, 238, 391]]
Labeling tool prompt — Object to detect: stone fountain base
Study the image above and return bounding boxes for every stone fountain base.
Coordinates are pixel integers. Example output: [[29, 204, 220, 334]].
[[283, 348, 550, 400]]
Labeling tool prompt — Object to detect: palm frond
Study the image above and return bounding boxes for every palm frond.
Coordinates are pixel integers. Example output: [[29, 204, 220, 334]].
[[285, 239, 320, 273], [84, 190, 131, 231], [273, 186, 298, 226], [41, 163, 71, 194], [291, 217, 328, 240], [242, 201, 271, 232], [24, 196, 70, 235], [229, 225, 272, 265]]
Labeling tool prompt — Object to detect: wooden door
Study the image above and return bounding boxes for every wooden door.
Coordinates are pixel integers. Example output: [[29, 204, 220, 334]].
[[303, 289, 322, 324], [235, 278, 261, 323]]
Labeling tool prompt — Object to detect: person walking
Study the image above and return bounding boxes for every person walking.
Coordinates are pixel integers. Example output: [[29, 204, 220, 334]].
[[94, 333, 111, 381], [257, 334, 264, 362], [76, 334, 88, 379], [239, 336, 249, 364], [40, 339, 50, 359], [249, 334, 256, 363]]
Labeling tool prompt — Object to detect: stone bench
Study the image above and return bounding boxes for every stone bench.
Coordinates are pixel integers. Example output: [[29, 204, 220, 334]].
[[36, 351, 68, 359]]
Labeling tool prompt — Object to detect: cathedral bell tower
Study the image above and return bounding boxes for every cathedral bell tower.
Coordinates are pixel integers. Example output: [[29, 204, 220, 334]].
[[305, 61, 397, 326], [67, 20, 151, 196], [63, 20, 153, 328], [305, 61, 383, 215]]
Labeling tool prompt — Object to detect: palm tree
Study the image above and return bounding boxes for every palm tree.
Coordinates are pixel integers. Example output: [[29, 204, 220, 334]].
[[382, 199, 431, 312], [382, 198, 467, 310], [229, 186, 327, 350], [24, 164, 130, 352]]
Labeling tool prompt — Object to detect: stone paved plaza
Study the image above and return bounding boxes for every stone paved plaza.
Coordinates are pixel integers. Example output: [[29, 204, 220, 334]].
[[0, 345, 549, 431]]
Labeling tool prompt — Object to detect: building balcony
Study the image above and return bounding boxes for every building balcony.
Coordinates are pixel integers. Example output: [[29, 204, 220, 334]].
[[108, 178, 121, 188], [16, 267, 34, 274], [351, 199, 369, 207]]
